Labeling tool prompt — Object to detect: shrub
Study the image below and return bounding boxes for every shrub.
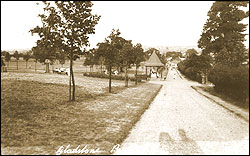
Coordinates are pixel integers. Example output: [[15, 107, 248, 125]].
[[177, 54, 209, 83], [182, 67, 202, 83], [177, 61, 185, 74]]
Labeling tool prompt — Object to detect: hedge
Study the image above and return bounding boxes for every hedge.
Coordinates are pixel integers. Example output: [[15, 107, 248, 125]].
[[178, 62, 202, 83], [83, 72, 142, 82], [208, 64, 249, 101]]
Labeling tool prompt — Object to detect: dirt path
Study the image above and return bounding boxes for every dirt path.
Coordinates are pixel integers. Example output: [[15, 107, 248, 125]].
[[114, 68, 249, 155]]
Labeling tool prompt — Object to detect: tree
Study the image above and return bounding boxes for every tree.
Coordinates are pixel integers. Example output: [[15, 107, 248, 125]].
[[30, 1, 100, 101], [49, 57, 56, 71], [56, 51, 66, 67], [1, 57, 5, 68], [111, 32, 127, 73], [132, 43, 145, 85], [120, 40, 134, 87], [59, 55, 66, 67], [34, 56, 38, 71], [5, 52, 11, 67], [145, 48, 165, 64], [13, 51, 20, 70], [31, 46, 48, 63], [97, 56, 105, 73], [31, 47, 40, 71], [84, 48, 97, 72], [198, 1, 249, 67], [95, 29, 123, 93], [178, 52, 212, 83], [145, 48, 160, 60], [96, 42, 114, 93], [165, 51, 182, 63], [185, 49, 198, 58], [1, 51, 11, 67], [23, 51, 32, 69]]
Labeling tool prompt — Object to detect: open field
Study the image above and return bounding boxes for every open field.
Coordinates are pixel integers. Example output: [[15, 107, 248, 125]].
[[1, 72, 162, 155], [4, 58, 96, 73], [4, 59, 147, 75]]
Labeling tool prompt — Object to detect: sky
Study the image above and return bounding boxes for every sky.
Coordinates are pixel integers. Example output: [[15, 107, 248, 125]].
[[1, 1, 249, 51]]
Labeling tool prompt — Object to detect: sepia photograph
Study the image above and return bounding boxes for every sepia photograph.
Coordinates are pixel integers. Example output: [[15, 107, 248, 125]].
[[1, 1, 249, 155]]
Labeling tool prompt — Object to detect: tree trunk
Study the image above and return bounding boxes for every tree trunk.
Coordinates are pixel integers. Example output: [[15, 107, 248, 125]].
[[16, 60, 18, 70], [119, 66, 123, 72], [71, 65, 75, 101], [161, 69, 162, 78], [69, 66, 71, 101], [125, 63, 128, 87], [35, 61, 37, 71], [70, 56, 75, 101], [69, 52, 72, 101], [135, 65, 138, 85], [26, 61, 28, 69], [205, 69, 208, 84], [109, 65, 112, 93]]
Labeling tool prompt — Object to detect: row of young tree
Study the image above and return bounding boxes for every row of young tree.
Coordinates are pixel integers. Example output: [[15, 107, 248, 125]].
[[178, 1, 249, 102], [1, 50, 33, 69], [28, 1, 150, 101], [84, 29, 145, 91], [1, 50, 67, 70]]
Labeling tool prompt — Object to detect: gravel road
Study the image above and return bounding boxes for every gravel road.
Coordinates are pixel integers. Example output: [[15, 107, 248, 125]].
[[114, 67, 249, 155]]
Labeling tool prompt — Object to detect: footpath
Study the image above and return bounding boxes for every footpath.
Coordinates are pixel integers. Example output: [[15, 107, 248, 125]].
[[191, 86, 249, 122], [176, 68, 249, 122]]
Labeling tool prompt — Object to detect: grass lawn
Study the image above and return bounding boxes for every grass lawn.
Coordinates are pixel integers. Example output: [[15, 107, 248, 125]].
[[197, 85, 249, 111], [1, 72, 162, 155]]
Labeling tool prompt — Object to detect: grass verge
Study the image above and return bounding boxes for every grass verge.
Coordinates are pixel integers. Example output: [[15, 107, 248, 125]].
[[1, 78, 162, 155], [196, 85, 249, 111]]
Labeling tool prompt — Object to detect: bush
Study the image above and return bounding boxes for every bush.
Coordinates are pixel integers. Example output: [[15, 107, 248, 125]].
[[208, 64, 249, 101], [83, 72, 142, 82], [178, 63, 202, 83], [177, 61, 185, 73], [177, 55, 206, 83]]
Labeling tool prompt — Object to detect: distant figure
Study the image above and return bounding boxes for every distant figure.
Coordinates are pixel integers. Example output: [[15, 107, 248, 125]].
[[114, 70, 118, 75], [151, 71, 155, 78]]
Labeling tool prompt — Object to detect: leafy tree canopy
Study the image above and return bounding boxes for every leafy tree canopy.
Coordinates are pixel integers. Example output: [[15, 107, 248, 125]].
[[198, 1, 249, 67], [30, 1, 100, 62]]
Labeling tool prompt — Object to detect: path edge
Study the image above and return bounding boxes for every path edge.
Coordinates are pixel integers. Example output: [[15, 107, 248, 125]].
[[191, 86, 249, 122]]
